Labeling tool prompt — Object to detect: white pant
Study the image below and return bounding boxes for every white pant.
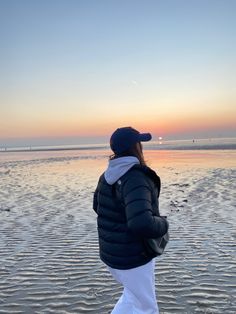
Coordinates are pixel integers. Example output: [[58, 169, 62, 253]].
[[108, 259, 159, 314]]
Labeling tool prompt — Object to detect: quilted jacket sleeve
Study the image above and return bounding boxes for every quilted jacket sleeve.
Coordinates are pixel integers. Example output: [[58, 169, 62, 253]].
[[122, 170, 168, 238], [93, 175, 103, 213], [93, 187, 98, 213]]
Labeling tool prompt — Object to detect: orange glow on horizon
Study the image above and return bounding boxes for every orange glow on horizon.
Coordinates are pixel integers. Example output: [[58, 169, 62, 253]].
[[1, 117, 235, 141], [1, 105, 235, 140]]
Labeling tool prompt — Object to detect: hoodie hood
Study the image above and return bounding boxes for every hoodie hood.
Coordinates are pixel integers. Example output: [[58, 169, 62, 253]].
[[104, 156, 140, 185]]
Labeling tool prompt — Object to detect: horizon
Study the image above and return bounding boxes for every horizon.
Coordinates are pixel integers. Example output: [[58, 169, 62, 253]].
[[1, 0, 236, 143], [1, 133, 236, 149]]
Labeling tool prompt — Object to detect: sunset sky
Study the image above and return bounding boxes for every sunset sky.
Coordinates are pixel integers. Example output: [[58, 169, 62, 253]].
[[1, 0, 236, 146]]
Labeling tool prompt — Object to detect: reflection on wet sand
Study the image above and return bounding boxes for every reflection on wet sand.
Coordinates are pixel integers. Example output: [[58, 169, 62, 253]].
[[0, 150, 235, 313]]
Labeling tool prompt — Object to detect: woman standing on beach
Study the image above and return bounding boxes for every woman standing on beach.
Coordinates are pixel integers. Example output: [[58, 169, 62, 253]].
[[93, 127, 169, 314]]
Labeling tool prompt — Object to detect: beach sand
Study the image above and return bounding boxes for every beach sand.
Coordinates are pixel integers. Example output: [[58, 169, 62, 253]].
[[0, 149, 235, 313]]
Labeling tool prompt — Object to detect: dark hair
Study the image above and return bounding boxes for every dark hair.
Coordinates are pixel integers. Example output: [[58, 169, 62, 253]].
[[109, 142, 146, 166]]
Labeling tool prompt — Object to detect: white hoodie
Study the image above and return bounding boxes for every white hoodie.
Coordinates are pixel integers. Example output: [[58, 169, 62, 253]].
[[104, 156, 140, 185]]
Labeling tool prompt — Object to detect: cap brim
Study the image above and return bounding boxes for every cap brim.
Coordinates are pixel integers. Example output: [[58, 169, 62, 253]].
[[139, 133, 152, 142]]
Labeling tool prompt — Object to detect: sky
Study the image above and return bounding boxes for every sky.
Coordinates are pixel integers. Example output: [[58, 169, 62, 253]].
[[0, 0, 236, 147]]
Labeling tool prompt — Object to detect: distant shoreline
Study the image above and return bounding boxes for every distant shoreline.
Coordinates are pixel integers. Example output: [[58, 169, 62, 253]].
[[0, 145, 109, 153], [1, 143, 236, 153]]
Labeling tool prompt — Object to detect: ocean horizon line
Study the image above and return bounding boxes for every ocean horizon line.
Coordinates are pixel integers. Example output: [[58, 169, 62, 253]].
[[1, 137, 236, 153]]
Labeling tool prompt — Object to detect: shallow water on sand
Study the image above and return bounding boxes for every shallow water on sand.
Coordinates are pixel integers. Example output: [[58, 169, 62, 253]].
[[0, 150, 235, 313]]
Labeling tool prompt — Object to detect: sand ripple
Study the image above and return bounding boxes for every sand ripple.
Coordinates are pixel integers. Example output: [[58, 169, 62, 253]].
[[0, 155, 235, 313]]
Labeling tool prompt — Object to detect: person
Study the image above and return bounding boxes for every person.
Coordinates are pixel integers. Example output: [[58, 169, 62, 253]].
[[93, 126, 169, 314]]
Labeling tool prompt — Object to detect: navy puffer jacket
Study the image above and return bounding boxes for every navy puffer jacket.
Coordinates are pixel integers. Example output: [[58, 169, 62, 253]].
[[93, 161, 169, 270]]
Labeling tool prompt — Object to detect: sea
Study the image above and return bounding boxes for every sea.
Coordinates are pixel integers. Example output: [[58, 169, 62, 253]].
[[1, 137, 236, 153]]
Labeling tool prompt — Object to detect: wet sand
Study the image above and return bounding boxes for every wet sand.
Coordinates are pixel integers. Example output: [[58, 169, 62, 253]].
[[0, 150, 235, 313]]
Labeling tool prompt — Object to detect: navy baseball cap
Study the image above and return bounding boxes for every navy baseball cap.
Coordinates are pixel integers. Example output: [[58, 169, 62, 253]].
[[110, 127, 152, 154]]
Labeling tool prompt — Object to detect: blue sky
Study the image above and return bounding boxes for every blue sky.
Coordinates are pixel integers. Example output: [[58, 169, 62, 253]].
[[0, 0, 235, 146]]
